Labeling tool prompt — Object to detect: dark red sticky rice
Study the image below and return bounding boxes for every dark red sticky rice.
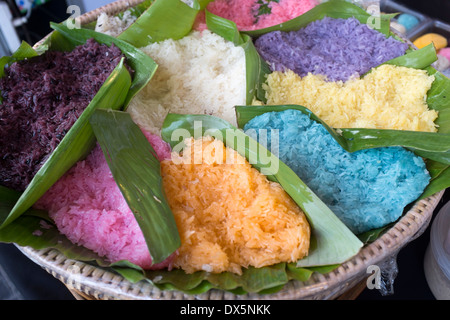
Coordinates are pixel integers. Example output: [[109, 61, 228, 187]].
[[0, 38, 126, 191]]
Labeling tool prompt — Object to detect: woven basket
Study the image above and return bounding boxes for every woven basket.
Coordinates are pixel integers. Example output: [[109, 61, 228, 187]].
[[18, 0, 446, 300]]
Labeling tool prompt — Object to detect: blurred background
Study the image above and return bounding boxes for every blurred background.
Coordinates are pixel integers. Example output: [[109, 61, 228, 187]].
[[0, 0, 449, 300]]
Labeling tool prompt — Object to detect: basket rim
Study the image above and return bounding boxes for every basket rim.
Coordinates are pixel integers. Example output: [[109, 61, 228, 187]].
[[18, 0, 447, 300]]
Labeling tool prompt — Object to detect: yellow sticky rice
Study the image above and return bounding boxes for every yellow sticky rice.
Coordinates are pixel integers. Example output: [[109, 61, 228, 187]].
[[262, 64, 438, 132], [161, 137, 310, 275]]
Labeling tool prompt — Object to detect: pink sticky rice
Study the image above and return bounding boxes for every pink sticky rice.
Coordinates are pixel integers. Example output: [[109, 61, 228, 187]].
[[34, 130, 174, 270], [193, 0, 319, 31]]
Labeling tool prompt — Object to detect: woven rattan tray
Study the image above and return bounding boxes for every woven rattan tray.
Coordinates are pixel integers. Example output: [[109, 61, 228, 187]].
[[18, 0, 446, 300]]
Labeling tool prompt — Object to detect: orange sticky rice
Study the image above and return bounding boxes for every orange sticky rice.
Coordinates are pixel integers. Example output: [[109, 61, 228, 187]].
[[161, 137, 310, 275]]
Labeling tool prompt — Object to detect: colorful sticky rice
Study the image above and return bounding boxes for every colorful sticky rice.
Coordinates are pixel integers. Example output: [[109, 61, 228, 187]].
[[193, 0, 319, 31], [262, 64, 438, 132], [34, 131, 174, 270], [255, 17, 409, 82], [161, 137, 310, 275], [244, 110, 431, 234], [127, 30, 246, 134]]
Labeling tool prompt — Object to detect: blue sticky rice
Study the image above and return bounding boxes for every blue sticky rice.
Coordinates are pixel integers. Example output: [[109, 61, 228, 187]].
[[244, 109, 431, 234]]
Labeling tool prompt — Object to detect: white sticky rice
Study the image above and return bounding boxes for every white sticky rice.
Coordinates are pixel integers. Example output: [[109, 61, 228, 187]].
[[126, 30, 247, 135]]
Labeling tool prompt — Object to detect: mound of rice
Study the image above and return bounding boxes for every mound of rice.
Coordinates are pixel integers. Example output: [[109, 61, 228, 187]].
[[244, 109, 431, 234], [255, 17, 409, 82], [126, 30, 247, 134], [262, 64, 438, 132], [193, 0, 319, 31], [161, 137, 310, 275], [34, 131, 174, 270]]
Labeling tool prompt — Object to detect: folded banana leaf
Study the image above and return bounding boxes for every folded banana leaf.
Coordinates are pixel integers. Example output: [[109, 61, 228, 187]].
[[117, 0, 201, 48], [0, 26, 157, 228], [117, 0, 269, 105], [0, 184, 313, 295]]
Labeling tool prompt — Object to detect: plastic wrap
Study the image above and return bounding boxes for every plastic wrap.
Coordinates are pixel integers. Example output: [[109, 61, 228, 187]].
[[0, 264, 23, 300]]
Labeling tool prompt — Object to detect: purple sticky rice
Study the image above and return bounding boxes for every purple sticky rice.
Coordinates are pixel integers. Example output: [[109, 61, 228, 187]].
[[255, 17, 409, 82], [0, 39, 126, 191]]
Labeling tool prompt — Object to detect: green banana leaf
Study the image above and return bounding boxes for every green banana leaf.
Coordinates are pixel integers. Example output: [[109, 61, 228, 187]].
[[422, 161, 450, 199], [242, 0, 394, 37], [89, 109, 180, 265], [0, 26, 157, 229], [426, 68, 450, 132], [117, 0, 201, 48], [421, 68, 450, 198], [382, 43, 437, 70]]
